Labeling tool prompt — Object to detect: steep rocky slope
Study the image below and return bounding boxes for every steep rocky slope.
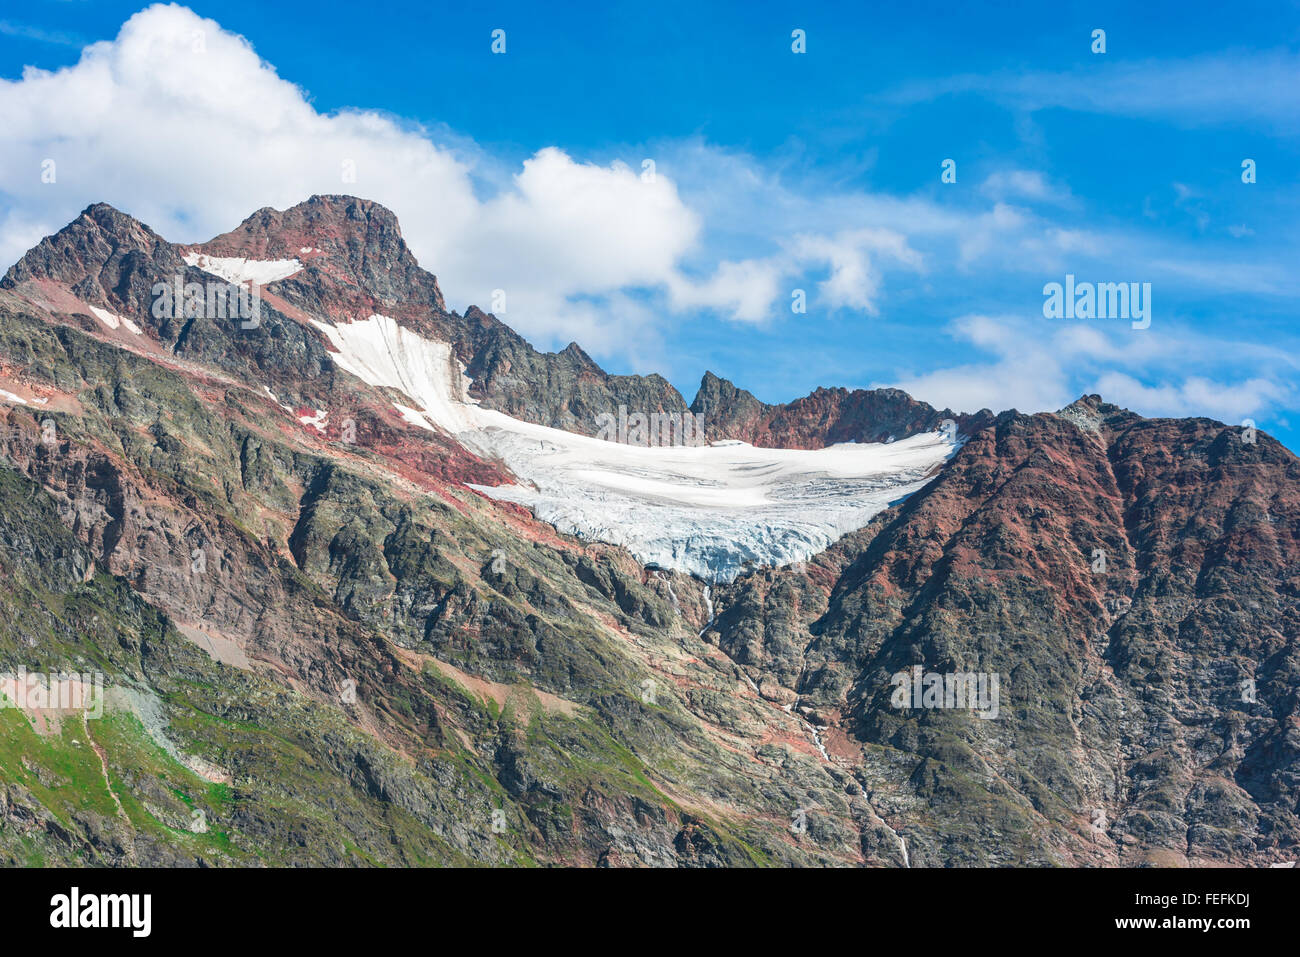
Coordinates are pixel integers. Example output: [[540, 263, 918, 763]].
[[703, 398, 1299, 864], [0, 198, 1294, 867]]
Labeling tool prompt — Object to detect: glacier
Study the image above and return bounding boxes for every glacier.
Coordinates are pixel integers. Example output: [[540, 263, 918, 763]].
[[310, 312, 956, 581]]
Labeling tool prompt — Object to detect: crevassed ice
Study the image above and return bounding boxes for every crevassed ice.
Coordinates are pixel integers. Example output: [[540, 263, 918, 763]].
[[313, 313, 955, 581], [183, 253, 302, 286]]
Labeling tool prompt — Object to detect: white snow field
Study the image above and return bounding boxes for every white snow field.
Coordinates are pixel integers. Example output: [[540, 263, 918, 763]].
[[313, 312, 956, 581], [183, 253, 303, 286]]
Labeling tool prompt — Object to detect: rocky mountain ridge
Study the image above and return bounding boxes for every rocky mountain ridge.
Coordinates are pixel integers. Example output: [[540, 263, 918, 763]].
[[0, 196, 1294, 867], [4, 196, 972, 448]]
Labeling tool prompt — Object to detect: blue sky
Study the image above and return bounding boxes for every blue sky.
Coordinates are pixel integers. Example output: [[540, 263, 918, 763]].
[[2, 1, 1298, 447]]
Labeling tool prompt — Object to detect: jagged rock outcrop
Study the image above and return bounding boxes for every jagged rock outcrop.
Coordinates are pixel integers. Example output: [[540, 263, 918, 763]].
[[690, 370, 997, 447]]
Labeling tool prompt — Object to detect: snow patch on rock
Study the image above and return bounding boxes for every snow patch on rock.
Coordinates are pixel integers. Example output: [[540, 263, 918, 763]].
[[310, 313, 477, 432], [183, 253, 302, 285], [89, 305, 142, 334]]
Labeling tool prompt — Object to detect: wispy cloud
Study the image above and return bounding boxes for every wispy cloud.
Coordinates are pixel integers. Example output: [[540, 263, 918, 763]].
[[886, 313, 1297, 426], [885, 52, 1300, 135], [979, 170, 1074, 206], [0, 19, 84, 48]]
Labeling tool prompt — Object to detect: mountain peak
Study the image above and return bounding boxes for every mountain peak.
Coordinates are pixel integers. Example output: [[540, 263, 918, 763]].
[[1, 201, 178, 295], [194, 194, 444, 311], [231, 194, 402, 236], [559, 341, 599, 370], [691, 371, 762, 418], [1055, 394, 1142, 439], [1063, 393, 1111, 413]]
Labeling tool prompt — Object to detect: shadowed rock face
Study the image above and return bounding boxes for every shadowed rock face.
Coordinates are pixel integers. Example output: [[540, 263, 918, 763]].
[[0, 198, 1295, 867], [2, 203, 188, 316]]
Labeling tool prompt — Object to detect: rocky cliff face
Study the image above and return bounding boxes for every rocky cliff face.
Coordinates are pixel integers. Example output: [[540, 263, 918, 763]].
[[0, 198, 1294, 867]]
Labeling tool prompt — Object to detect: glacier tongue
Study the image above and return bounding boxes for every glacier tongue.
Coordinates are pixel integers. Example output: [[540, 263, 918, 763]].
[[312, 314, 955, 581], [463, 424, 953, 581]]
